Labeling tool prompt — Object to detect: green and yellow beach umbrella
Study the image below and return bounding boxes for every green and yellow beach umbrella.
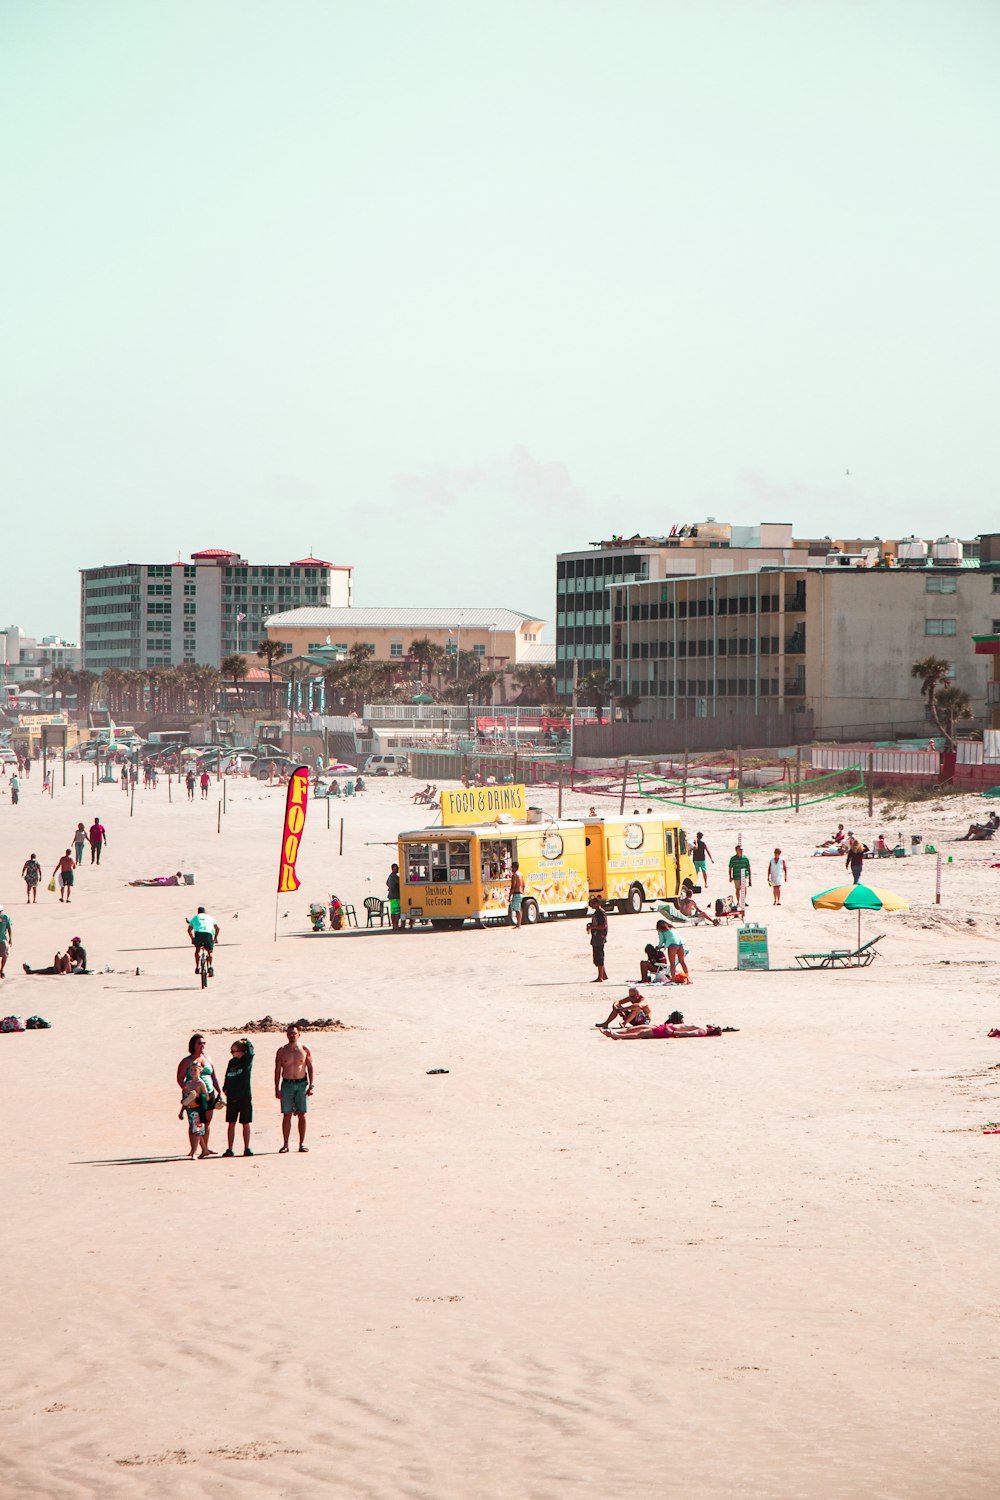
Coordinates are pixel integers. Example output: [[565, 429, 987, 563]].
[[811, 883, 909, 946]]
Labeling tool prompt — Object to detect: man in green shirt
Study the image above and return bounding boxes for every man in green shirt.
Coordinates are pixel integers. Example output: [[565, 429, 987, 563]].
[[728, 846, 751, 912]]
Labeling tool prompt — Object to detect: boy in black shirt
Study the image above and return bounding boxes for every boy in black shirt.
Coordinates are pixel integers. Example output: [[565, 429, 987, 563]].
[[223, 1038, 254, 1157]]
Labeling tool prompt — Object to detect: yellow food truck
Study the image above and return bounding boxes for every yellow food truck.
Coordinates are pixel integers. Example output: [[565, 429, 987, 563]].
[[398, 821, 589, 929], [584, 815, 697, 912], [397, 813, 695, 928]]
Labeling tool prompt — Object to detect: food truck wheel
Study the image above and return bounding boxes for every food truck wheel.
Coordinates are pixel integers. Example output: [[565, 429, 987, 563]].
[[430, 918, 465, 931], [520, 898, 539, 926], [623, 883, 645, 915]]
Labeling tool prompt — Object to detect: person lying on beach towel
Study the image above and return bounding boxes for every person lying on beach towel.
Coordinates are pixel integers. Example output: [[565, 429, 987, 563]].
[[602, 1019, 738, 1039], [128, 871, 186, 886]]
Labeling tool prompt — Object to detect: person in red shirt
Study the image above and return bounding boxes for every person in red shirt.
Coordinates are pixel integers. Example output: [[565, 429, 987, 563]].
[[200, 770, 211, 800]]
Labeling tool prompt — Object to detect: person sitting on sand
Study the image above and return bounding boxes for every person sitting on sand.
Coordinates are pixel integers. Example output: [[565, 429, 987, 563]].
[[128, 871, 185, 887], [595, 985, 651, 1030], [818, 824, 847, 848], [179, 1071, 211, 1159], [412, 784, 432, 803], [675, 880, 716, 924], [957, 813, 1000, 841], [640, 926, 671, 982], [23, 936, 88, 975]]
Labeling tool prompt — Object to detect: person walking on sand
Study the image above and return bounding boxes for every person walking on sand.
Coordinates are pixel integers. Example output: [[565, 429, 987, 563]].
[[185, 770, 195, 800], [0, 906, 12, 979], [728, 845, 751, 914], [73, 823, 87, 866], [275, 1025, 314, 1153], [222, 1038, 254, 1157], [88, 817, 107, 864], [767, 848, 788, 906], [587, 896, 609, 982], [10, 772, 19, 805], [53, 849, 76, 903], [22, 852, 42, 903], [691, 832, 713, 889], [508, 861, 525, 929], [846, 836, 867, 885], [200, 769, 211, 800], [386, 863, 401, 930]]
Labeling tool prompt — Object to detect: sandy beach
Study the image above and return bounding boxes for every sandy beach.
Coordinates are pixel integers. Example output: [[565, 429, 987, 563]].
[[2, 766, 1000, 1498]]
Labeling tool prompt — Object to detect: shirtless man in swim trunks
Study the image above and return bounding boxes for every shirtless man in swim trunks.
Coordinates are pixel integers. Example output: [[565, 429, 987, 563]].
[[275, 1025, 314, 1153]]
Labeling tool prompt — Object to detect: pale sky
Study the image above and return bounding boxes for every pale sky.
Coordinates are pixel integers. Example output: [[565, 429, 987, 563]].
[[3, 0, 999, 643]]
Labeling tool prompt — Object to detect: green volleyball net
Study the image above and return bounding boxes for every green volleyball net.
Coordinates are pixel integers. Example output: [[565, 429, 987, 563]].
[[635, 763, 866, 813]]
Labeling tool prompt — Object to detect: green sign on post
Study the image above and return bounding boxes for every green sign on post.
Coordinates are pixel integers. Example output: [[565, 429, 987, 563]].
[[737, 923, 769, 971]]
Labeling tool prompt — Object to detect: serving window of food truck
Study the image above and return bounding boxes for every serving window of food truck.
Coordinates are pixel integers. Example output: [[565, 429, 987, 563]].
[[403, 840, 472, 885]]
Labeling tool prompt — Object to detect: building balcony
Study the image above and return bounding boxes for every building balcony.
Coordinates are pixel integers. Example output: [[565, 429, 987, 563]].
[[785, 632, 806, 654], [784, 592, 807, 613], [784, 677, 807, 697]]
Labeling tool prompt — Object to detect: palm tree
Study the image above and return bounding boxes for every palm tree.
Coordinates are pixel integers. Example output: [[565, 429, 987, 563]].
[[512, 664, 557, 706], [256, 639, 287, 708], [408, 637, 435, 684], [617, 692, 643, 723], [933, 685, 974, 746], [580, 669, 612, 721], [48, 666, 75, 711], [911, 656, 973, 747], [73, 670, 98, 719], [221, 654, 249, 711], [100, 668, 125, 716]]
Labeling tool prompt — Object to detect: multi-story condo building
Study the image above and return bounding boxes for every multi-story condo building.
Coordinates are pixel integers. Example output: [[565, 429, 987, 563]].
[[555, 522, 808, 697], [80, 550, 351, 671], [609, 533, 1000, 736], [0, 626, 81, 685]]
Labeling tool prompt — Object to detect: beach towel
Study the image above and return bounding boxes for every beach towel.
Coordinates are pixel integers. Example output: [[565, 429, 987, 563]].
[[1, 1015, 26, 1032]]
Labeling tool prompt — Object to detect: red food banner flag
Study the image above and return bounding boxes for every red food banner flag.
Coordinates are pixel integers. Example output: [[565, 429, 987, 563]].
[[277, 766, 310, 892]]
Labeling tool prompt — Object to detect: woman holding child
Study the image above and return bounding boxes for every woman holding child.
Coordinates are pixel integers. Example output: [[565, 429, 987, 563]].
[[176, 1034, 224, 1159]]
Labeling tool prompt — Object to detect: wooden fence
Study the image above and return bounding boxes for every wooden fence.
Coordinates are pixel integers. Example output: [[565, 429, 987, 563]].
[[573, 710, 814, 758]]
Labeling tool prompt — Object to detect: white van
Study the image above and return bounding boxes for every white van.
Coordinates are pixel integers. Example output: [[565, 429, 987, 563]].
[[362, 752, 409, 776]]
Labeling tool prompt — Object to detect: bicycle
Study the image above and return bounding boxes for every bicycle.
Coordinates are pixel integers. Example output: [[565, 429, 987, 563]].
[[197, 945, 213, 988]]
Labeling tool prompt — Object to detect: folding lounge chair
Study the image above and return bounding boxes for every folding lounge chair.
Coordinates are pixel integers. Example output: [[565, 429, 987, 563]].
[[795, 935, 884, 970]]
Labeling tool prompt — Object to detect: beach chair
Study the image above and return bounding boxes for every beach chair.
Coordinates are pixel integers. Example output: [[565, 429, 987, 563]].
[[794, 935, 884, 970], [364, 896, 388, 928]]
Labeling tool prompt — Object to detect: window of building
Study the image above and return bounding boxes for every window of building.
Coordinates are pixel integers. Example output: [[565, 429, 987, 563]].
[[390, 641, 404, 657], [926, 576, 957, 593], [472, 644, 485, 658], [925, 619, 957, 636], [993, 577, 1000, 594]]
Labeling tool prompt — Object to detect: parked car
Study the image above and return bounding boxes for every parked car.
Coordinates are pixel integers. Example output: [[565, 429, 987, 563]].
[[362, 752, 409, 776]]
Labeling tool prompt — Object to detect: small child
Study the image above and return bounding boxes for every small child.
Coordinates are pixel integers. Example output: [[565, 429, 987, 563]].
[[222, 1038, 254, 1157], [179, 1072, 210, 1159]]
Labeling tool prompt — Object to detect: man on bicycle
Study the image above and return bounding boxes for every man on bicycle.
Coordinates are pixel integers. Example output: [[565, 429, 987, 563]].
[[187, 907, 220, 975]]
